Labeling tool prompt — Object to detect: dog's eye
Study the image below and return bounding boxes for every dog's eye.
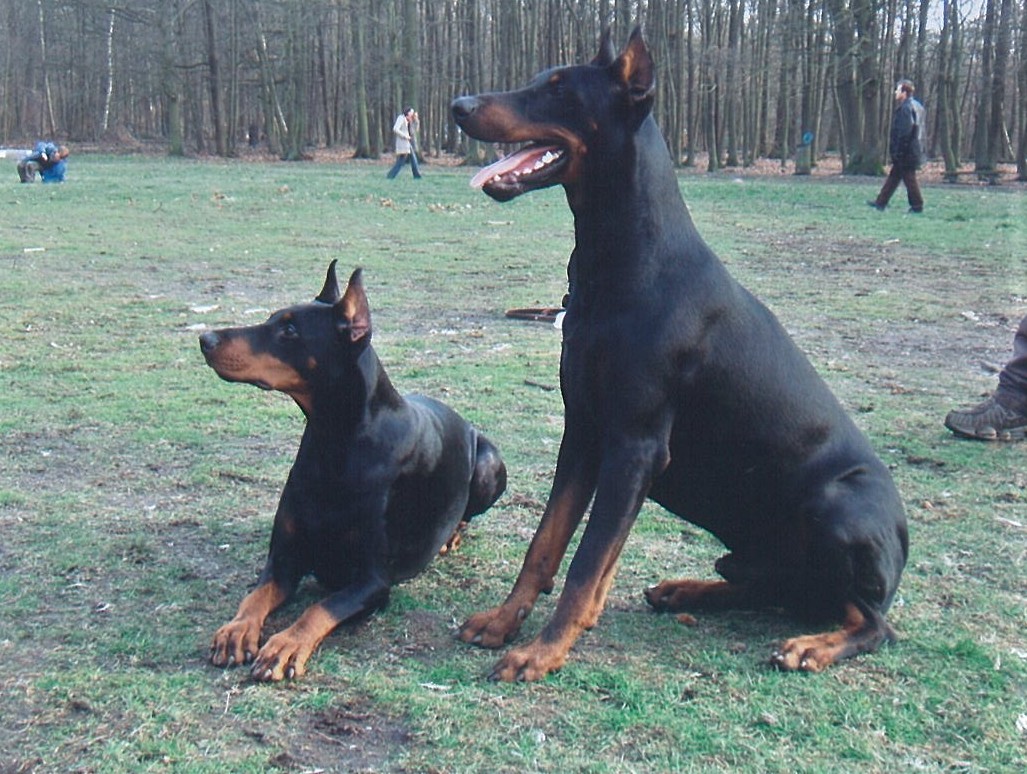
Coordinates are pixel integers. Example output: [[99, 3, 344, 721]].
[[280, 321, 299, 339]]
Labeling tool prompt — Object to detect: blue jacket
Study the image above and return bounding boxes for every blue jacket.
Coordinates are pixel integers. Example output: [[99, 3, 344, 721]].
[[27, 141, 68, 182], [40, 159, 67, 183]]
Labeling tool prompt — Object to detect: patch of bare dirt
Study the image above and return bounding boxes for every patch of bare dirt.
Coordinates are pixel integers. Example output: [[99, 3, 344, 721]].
[[288, 700, 414, 773]]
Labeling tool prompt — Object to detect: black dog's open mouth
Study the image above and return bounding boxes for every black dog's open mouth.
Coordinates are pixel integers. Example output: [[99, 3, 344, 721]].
[[470, 143, 566, 197]]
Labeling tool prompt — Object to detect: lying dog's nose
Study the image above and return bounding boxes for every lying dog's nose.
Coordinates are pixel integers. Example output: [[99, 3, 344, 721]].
[[451, 96, 479, 123], [199, 331, 220, 354]]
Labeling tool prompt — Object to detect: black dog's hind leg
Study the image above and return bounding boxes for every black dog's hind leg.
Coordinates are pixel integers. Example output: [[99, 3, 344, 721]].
[[464, 434, 507, 520], [441, 434, 507, 555]]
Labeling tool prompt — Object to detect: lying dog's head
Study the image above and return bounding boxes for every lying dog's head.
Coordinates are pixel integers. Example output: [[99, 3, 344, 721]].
[[451, 27, 655, 201], [199, 261, 370, 416]]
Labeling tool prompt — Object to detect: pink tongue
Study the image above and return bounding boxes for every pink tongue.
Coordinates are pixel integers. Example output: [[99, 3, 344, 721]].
[[469, 145, 560, 189]]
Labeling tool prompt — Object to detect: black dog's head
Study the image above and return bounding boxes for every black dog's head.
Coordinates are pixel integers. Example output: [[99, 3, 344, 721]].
[[451, 27, 655, 202], [199, 261, 370, 416]]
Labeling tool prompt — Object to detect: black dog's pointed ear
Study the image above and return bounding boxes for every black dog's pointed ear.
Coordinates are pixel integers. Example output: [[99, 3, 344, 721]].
[[591, 27, 616, 67], [613, 26, 655, 112], [335, 267, 371, 343], [316, 259, 342, 304]]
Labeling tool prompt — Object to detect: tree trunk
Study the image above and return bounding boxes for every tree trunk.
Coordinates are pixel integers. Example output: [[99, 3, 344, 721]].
[[1018, 0, 1027, 179], [250, 3, 286, 157], [974, 0, 996, 174], [700, 0, 720, 171], [202, 0, 227, 157], [161, 0, 185, 157], [460, 0, 486, 164], [986, 0, 1013, 163], [402, 0, 419, 111], [684, 0, 699, 166], [936, 0, 962, 176], [825, 0, 882, 175], [102, 8, 114, 133], [37, 0, 57, 135], [351, 0, 374, 158], [723, 0, 741, 167]]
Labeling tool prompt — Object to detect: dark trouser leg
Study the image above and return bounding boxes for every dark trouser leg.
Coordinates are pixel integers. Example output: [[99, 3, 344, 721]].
[[386, 154, 408, 179], [874, 165, 903, 207], [996, 314, 1027, 413], [18, 159, 40, 183], [902, 169, 923, 211]]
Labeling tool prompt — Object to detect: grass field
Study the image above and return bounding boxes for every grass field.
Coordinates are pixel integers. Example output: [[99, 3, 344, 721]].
[[1, 155, 1025, 773]]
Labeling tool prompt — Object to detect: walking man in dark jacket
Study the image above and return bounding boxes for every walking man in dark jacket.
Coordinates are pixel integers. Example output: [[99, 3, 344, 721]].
[[869, 80, 926, 213]]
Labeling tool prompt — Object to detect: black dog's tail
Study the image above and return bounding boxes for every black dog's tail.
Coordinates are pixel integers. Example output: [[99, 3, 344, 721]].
[[464, 434, 507, 520]]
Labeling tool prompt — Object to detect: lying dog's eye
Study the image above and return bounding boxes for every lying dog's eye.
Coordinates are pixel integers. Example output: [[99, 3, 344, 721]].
[[280, 321, 299, 339]]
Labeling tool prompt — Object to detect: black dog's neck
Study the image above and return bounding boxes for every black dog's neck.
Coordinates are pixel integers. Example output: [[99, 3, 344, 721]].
[[565, 116, 698, 288], [306, 346, 403, 435]]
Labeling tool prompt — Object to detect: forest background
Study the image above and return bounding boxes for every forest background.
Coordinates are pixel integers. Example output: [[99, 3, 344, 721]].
[[1, 0, 1025, 179]]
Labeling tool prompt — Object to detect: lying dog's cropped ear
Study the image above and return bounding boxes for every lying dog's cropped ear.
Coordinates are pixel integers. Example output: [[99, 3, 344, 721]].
[[335, 267, 371, 343], [316, 259, 342, 304], [591, 27, 616, 67], [614, 26, 656, 119]]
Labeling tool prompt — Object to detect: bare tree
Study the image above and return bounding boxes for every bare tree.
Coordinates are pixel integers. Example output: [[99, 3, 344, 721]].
[[0, 0, 1021, 181], [351, 0, 374, 158], [202, 0, 227, 156], [935, 0, 963, 177], [1018, 0, 1027, 180]]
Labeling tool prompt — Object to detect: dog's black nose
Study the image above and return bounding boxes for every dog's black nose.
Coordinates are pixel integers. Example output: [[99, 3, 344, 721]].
[[451, 96, 479, 123], [199, 330, 220, 354]]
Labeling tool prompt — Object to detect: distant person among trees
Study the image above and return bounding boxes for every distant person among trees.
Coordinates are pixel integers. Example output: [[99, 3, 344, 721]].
[[868, 80, 925, 213], [386, 107, 422, 180], [17, 141, 70, 183], [945, 314, 1027, 441]]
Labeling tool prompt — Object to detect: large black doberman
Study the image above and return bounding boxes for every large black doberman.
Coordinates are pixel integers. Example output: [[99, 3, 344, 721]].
[[451, 28, 908, 681], [200, 262, 506, 681]]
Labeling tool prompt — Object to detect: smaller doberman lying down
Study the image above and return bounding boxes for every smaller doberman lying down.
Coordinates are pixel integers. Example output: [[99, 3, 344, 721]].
[[200, 262, 507, 681], [451, 28, 908, 681]]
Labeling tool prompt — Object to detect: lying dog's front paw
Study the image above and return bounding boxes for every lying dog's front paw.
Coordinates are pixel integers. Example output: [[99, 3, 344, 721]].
[[458, 606, 526, 649], [210, 618, 261, 668], [488, 641, 566, 683], [248, 629, 317, 682]]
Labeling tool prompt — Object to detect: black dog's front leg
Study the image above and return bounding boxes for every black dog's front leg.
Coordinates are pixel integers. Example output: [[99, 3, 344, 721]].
[[248, 573, 390, 681], [210, 501, 307, 670]]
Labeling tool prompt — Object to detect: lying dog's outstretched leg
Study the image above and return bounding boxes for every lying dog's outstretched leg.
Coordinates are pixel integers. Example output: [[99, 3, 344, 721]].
[[771, 602, 896, 673], [210, 578, 291, 669], [248, 577, 389, 682]]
